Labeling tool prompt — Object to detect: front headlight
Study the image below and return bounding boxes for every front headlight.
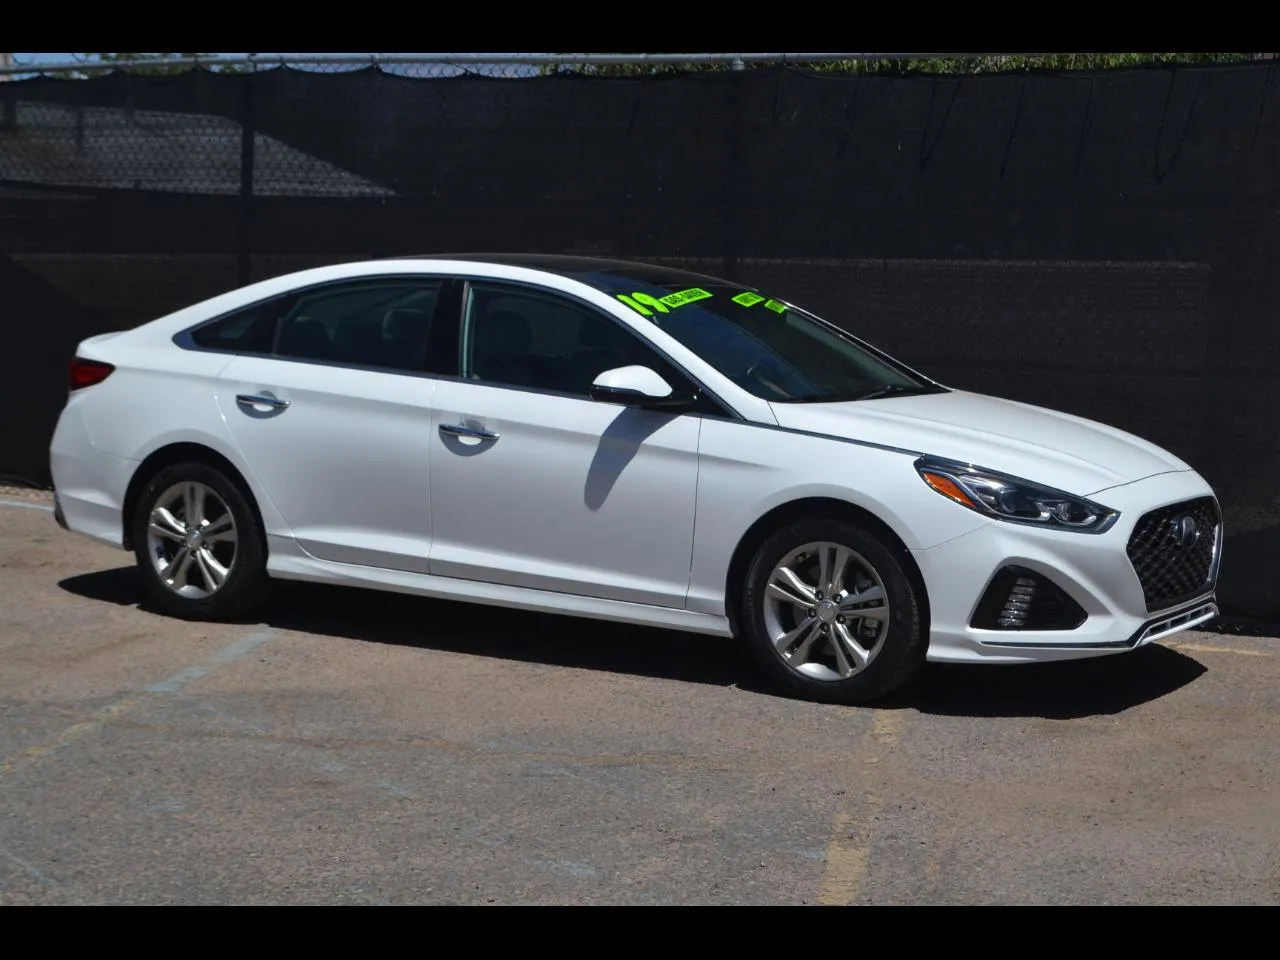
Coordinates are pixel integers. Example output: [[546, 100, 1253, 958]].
[[914, 457, 1119, 534]]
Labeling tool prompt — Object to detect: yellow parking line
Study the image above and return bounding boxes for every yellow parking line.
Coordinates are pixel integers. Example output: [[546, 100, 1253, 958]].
[[818, 812, 869, 906], [1169, 642, 1272, 658], [818, 706, 903, 905], [0, 698, 142, 777], [873, 710, 902, 746], [0, 631, 276, 781]]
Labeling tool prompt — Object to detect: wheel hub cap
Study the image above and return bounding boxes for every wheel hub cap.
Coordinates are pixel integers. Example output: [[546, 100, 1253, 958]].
[[146, 480, 238, 600], [761, 540, 891, 682]]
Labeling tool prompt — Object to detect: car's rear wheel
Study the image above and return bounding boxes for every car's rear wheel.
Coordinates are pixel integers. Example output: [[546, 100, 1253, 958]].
[[131, 462, 272, 620], [740, 517, 926, 704]]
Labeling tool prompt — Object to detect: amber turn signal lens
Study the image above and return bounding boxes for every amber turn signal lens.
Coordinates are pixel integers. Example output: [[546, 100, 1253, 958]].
[[921, 471, 977, 508]]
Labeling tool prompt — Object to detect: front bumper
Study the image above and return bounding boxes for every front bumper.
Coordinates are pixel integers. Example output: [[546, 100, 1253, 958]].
[[913, 469, 1220, 664]]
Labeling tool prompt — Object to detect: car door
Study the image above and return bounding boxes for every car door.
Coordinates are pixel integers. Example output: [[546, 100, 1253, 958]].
[[213, 277, 452, 573], [427, 280, 705, 608]]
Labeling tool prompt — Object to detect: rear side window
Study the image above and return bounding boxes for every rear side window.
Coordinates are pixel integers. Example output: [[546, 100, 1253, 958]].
[[186, 278, 444, 374], [274, 281, 441, 372]]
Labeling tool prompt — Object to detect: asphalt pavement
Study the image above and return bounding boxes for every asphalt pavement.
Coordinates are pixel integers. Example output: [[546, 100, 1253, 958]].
[[1, 494, 1276, 905]]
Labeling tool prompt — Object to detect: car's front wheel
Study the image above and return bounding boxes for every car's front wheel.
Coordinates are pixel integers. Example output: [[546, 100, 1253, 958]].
[[740, 517, 926, 705], [131, 462, 272, 621]]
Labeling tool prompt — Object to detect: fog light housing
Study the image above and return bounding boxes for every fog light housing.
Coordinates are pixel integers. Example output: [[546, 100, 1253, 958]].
[[971, 566, 1087, 631]]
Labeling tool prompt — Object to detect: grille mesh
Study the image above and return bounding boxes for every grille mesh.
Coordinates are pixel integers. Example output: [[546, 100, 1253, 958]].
[[1126, 497, 1220, 612]]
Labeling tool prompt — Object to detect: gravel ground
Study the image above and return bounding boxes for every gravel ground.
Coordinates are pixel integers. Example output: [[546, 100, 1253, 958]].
[[1, 498, 1277, 905]]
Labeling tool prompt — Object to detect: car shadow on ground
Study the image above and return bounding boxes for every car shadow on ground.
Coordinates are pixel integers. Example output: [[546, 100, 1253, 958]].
[[881, 645, 1206, 720], [59, 566, 1207, 720]]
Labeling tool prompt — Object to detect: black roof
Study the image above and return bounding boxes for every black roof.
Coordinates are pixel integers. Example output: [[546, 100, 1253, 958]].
[[393, 252, 735, 289]]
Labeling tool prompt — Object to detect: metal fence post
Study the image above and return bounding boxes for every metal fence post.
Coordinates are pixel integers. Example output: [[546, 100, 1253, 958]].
[[722, 66, 746, 281], [1, 82, 14, 132], [238, 64, 256, 287]]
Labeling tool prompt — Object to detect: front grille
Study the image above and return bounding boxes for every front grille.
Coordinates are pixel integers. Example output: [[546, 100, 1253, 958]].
[[1126, 496, 1220, 612]]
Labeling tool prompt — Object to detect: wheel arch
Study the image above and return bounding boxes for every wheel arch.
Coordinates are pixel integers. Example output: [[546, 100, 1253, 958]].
[[724, 496, 931, 637], [121, 442, 266, 552]]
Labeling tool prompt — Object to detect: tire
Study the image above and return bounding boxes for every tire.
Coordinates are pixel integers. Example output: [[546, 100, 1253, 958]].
[[740, 517, 926, 705], [131, 461, 273, 621]]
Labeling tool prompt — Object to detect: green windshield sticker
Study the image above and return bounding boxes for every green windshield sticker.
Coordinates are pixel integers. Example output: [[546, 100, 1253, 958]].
[[615, 292, 671, 315], [659, 287, 713, 308], [630, 292, 670, 314], [615, 293, 653, 316], [764, 299, 787, 314], [616, 288, 710, 317], [732, 292, 766, 307]]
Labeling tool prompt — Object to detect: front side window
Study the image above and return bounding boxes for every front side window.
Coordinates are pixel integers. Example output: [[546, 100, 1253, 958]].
[[460, 282, 695, 398]]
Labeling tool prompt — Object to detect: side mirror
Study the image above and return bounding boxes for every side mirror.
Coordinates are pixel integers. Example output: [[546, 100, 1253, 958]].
[[589, 365, 698, 411]]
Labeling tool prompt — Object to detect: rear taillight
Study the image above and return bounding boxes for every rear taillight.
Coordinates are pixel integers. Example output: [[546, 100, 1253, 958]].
[[68, 357, 115, 390]]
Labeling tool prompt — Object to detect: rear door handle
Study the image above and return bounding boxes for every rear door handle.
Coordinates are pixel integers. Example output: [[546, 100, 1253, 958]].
[[439, 423, 500, 441], [236, 393, 291, 411]]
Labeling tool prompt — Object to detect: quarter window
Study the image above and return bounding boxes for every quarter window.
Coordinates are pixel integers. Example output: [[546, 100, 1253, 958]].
[[189, 299, 282, 354]]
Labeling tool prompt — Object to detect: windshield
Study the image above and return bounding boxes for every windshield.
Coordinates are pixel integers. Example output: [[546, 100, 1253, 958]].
[[594, 279, 945, 403]]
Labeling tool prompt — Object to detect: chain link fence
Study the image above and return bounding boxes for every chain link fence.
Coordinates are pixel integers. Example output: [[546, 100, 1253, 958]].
[[0, 52, 934, 80], [2, 53, 1277, 624]]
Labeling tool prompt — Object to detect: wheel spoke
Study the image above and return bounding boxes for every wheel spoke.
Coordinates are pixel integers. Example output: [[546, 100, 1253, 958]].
[[774, 617, 822, 661], [767, 566, 817, 610], [839, 585, 887, 622], [828, 545, 852, 595], [201, 513, 235, 543], [195, 547, 230, 589], [790, 625, 825, 665], [833, 623, 871, 673], [184, 483, 207, 527], [165, 547, 193, 588], [151, 506, 186, 539], [149, 519, 183, 541]]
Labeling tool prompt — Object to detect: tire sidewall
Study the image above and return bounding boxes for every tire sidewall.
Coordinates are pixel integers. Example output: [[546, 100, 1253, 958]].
[[741, 517, 925, 704]]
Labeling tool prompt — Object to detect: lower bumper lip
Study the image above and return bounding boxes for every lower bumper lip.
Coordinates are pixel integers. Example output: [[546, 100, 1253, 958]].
[[975, 597, 1218, 651], [53, 492, 68, 530]]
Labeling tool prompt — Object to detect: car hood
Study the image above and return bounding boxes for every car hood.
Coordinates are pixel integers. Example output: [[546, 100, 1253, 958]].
[[767, 390, 1191, 496]]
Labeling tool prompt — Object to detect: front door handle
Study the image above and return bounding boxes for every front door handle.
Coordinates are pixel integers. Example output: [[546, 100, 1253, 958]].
[[236, 393, 291, 411], [439, 423, 501, 441]]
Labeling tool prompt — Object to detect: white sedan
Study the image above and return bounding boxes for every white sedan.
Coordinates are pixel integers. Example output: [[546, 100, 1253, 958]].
[[49, 255, 1222, 704]]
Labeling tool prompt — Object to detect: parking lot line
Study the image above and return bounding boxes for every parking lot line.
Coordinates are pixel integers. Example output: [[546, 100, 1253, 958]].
[[0, 630, 278, 782], [816, 705, 903, 905], [873, 710, 903, 747], [1167, 641, 1272, 658], [0, 847, 60, 889], [817, 801, 880, 906], [0, 499, 53, 513]]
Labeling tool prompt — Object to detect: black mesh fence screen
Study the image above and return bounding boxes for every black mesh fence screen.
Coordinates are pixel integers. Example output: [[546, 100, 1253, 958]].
[[2, 62, 1277, 620]]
